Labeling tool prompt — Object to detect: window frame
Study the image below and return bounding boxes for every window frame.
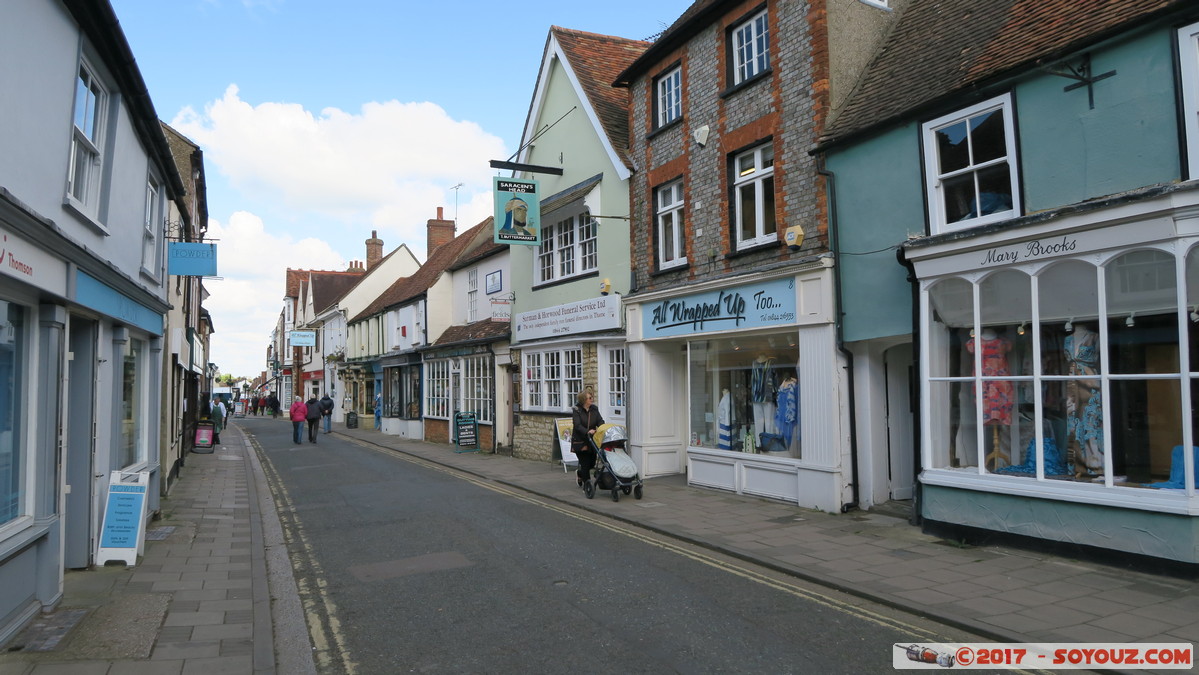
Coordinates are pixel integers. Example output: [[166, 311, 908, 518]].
[[0, 301, 28, 532], [655, 179, 687, 270], [921, 93, 1021, 234], [461, 355, 493, 424], [534, 210, 597, 286], [1179, 20, 1199, 180], [68, 58, 108, 217], [522, 345, 584, 412], [142, 175, 163, 278], [467, 268, 478, 323], [655, 65, 682, 128], [732, 143, 777, 250], [425, 359, 451, 419], [730, 8, 770, 86]]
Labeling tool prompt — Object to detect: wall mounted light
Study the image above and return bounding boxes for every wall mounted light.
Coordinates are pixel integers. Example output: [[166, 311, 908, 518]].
[[1126, 312, 1136, 328], [731, 340, 740, 351], [1064, 317, 1074, 332], [1190, 306, 1199, 323], [1017, 322, 1026, 336]]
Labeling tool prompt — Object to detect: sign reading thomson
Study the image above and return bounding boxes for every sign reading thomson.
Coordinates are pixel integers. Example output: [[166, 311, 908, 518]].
[[493, 177, 540, 245], [515, 295, 621, 341]]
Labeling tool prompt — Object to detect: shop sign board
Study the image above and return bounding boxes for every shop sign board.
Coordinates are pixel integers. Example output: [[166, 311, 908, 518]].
[[454, 412, 479, 452], [515, 295, 620, 341], [96, 471, 150, 566], [0, 227, 67, 296], [167, 242, 218, 276], [643, 277, 796, 338], [493, 177, 541, 245], [289, 330, 316, 347]]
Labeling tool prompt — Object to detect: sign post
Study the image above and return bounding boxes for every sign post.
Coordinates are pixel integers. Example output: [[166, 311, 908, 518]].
[[96, 471, 150, 566], [454, 412, 479, 453]]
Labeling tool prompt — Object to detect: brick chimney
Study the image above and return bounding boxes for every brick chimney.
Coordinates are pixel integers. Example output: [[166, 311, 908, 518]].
[[427, 207, 455, 259], [365, 230, 383, 271]]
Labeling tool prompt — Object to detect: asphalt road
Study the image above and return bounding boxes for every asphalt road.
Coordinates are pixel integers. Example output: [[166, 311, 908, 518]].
[[240, 416, 998, 674]]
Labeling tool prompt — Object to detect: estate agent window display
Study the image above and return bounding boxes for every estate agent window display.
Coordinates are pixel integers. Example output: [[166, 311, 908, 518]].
[[687, 334, 800, 458], [923, 247, 1199, 494]]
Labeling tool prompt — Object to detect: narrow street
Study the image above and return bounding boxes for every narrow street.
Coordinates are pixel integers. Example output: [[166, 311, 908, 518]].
[[242, 417, 991, 674]]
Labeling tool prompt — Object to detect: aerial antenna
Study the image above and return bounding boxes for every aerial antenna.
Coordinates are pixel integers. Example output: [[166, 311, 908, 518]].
[[450, 183, 464, 222]]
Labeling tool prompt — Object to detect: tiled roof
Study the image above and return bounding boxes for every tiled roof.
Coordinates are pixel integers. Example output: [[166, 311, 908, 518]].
[[822, 0, 1189, 145], [551, 27, 650, 170], [432, 319, 511, 346], [351, 219, 492, 322], [449, 218, 504, 271], [614, 0, 722, 85], [309, 270, 366, 315]]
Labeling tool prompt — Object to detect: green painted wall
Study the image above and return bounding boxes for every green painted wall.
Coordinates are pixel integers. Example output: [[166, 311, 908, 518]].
[[827, 123, 925, 343], [511, 57, 632, 318], [923, 484, 1199, 563], [1017, 31, 1180, 212], [826, 27, 1184, 344]]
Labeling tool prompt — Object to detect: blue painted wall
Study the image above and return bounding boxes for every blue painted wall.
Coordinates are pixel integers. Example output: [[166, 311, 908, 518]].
[[826, 27, 1184, 344]]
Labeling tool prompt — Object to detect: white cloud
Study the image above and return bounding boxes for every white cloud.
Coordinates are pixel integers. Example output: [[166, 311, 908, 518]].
[[205, 211, 343, 379], [172, 86, 507, 245]]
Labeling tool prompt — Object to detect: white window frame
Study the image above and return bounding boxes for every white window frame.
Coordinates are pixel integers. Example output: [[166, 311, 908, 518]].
[[461, 355, 492, 423], [467, 268, 478, 322], [733, 143, 776, 249], [68, 58, 107, 216], [534, 211, 597, 285], [601, 345, 627, 422], [656, 66, 682, 127], [732, 9, 770, 85], [656, 180, 686, 269], [425, 359, 451, 419], [921, 93, 1020, 234], [522, 346, 583, 412], [142, 176, 162, 277], [1179, 21, 1199, 180]]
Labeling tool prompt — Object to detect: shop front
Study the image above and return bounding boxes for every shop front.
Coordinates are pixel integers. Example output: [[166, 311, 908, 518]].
[[381, 353, 422, 438], [905, 186, 1199, 563], [625, 262, 848, 511]]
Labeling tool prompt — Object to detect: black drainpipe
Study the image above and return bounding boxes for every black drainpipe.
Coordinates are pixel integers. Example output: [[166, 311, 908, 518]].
[[895, 246, 923, 526], [816, 156, 859, 513]]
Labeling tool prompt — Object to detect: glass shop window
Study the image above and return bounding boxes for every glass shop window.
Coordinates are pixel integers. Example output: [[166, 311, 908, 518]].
[[687, 334, 800, 458], [0, 302, 25, 527]]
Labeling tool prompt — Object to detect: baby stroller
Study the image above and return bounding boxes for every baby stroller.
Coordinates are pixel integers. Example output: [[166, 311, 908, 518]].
[[583, 423, 643, 502]]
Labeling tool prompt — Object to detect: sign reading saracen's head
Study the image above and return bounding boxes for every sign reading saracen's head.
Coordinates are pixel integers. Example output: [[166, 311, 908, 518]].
[[493, 177, 540, 245]]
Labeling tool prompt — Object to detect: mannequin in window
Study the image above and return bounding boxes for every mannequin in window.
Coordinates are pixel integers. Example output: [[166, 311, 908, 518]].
[[967, 328, 1013, 469], [750, 354, 777, 437], [717, 388, 732, 450], [1064, 323, 1103, 477], [773, 374, 799, 450]]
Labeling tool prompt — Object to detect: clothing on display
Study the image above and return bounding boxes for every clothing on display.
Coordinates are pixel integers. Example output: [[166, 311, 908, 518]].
[[1064, 325, 1103, 477], [966, 331, 1014, 425], [774, 377, 798, 446], [717, 389, 732, 450]]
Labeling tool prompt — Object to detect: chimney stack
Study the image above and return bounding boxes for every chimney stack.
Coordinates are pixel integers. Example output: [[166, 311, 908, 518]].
[[365, 230, 384, 271], [427, 207, 455, 259]]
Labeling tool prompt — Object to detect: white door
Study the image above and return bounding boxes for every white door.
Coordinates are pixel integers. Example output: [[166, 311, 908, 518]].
[[885, 344, 915, 500], [598, 345, 626, 425]]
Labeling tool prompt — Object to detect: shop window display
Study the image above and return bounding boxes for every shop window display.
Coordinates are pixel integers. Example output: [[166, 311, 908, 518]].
[[0, 302, 24, 525], [687, 335, 799, 458], [926, 248, 1195, 491]]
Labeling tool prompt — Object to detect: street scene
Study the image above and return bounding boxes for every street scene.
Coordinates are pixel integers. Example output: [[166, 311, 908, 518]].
[[2, 0, 1199, 673]]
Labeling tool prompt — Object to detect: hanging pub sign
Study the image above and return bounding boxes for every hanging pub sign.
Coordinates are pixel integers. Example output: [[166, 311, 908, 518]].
[[289, 330, 316, 347], [493, 177, 540, 245], [167, 242, 218, 276]]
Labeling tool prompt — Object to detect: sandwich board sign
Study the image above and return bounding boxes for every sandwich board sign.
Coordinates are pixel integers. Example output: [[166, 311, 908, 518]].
[[96, 471, 150, 566]]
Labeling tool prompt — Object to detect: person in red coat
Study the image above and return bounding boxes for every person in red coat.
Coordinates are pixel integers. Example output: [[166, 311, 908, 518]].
[[289, 396, 308, 445]]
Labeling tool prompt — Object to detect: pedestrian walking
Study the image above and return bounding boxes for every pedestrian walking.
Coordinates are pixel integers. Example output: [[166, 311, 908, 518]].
[[320, 392, 334, 433], [374, 392, 382, 430], [269, 393, 280, 419], [211, 397, 225, 445], [289, 396, 307, 444], [305, 394, 322, 443]]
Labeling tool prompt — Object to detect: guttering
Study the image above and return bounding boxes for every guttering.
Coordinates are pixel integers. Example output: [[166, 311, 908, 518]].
[[816, 156, 860, 513], [895, 245, 922, 526]]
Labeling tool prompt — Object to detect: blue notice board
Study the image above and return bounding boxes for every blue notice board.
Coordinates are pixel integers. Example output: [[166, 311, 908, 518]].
[[96, 471, 150, 566]]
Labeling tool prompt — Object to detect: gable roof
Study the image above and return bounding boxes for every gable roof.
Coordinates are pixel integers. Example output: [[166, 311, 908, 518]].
[[431, 319, 511, 347], [309, 270, 366, 315], [519, 27, 650, 176], [821, 0, 1191, 147], [614, 0, 724, 86], [448, 217, 505, 271], [351, 219, 491, 322]]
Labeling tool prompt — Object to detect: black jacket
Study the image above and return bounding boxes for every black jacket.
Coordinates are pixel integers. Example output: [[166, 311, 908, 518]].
[[571, 404, 604, 452], [305, 399, 322, 420], [319, 395, 334, 415]]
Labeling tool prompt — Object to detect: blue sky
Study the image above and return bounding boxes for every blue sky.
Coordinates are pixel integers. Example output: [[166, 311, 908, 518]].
[[109, 0, 693, 379]]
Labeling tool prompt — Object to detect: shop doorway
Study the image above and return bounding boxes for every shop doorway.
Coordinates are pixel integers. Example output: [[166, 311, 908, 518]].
[[884, 343, 915, 501], [65, 318, 97, 568]]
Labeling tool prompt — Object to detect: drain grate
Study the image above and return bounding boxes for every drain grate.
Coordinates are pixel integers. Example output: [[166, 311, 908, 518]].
[[8, 608, 89, 652], [144, 526, 176, 541]]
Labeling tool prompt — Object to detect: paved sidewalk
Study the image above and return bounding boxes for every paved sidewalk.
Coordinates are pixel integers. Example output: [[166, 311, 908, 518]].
[[332, 426, 1199, 654], [0, 423, 310, 675]]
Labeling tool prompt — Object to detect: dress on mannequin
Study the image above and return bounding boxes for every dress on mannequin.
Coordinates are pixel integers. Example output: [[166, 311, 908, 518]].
[[774, 376, 799, 447], [1064, 325, 1103, 477], [966, 329, 1014, 425], [750, 355, 777, 435], [717, 389, 732, 450]]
